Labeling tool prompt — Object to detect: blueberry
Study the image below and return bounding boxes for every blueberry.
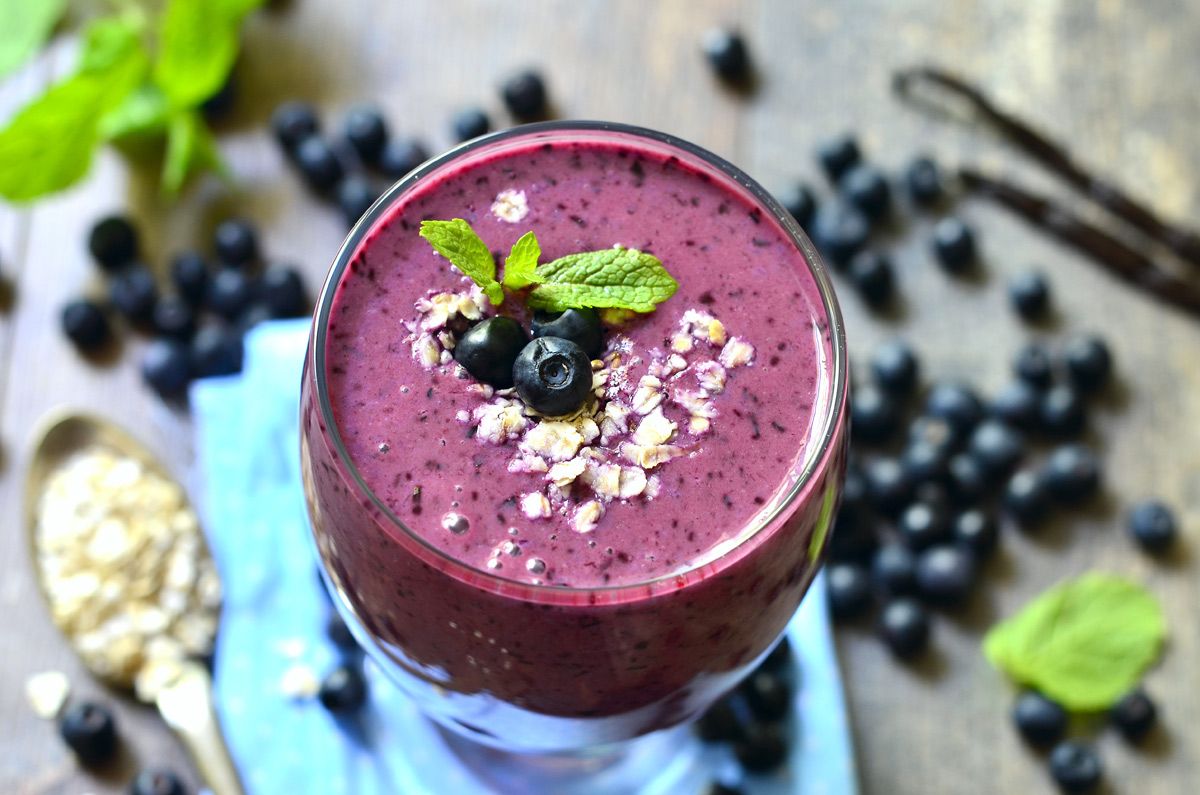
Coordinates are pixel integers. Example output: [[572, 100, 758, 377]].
[[1064, 335, 1112, 393], [501, 69, 548, 119], [701, 28, 750, 82], [849, 250, 894, 306], [1048, 741, 1102, 794], [454, 316, 529, 389], [451, 107, 490, 142], [760, 636, 792, 673], [513, 336, 594, 416], [170, 252, 209, 305], [990, 381, 1041, 430], [343, 105, 388, 163], [271, 101, 319, 153], [141, 339, 191, 397], [109, 265, 159, 323], [872, 542, 917, 595], [1128, 500, 1177, 553], [207, 269, 256, 319], [318, 663, 368, 712], [378, 137, 430, 179], [58, 701, 117, 767], [1111, 689, 1157, 742], [1004, 468, 1052, 524], [1009, 270, 1051, 320], [827, 562, 872, 620], [1042, 444, 1101, 504], [915, 545, 974, 605], [201, 72, 236, 120], [88, 215, 139, 271], [925, 382, 984, 435], [968, 420, 1025, 478], [191, 325, 244, 377], [850, 384, 897, 444], [213, 218, 258, 267], [816, 133, 861, 182], [953, 510, 998, 557], [902, 440, 948, 486], [871, 339, 919, 394], [326, 613, 358, 650], [907, 415, 961, 455], [1013, 691, 1067, 747], [337, 175, 380, 227], [238, 303, 273, 334], [702, 785, 744, 795], [294, 136, 344, 192], [830, 505, 877, 563], [695, 696, 745, 743], [1040, 385, 1086, 437], [946, 453, 988, 506], [898, 501, 949, 550], [932, 217, 976, 272], [904, 155, 942, 205], [1014, 342, 1054, 389], [129, 768, 187, 795], [778, 183, 816, 227], [261, 264, 308, 318], [152, 297, 197, 341], [741, 670, 791, 722], [531, 308, 603, 358], [61, 299, 112, 352], [863, 457, 911, 514], [878, 598, 930, 658], [733, 722, 788, 772], [840, 164, 891, 222], [811, 202, 869, 266]]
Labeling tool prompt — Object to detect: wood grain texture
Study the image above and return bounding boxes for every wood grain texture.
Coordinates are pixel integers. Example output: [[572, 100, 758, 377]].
[[0, 2, 1197, 793]]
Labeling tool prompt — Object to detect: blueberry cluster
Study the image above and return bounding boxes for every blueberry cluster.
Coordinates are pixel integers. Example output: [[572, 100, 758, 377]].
[[61, 215, 310, 399], [694, 638, 795, 789], [57, 700, 187, 793]]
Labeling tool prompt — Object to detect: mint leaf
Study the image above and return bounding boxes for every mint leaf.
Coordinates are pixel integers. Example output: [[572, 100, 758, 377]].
[[419, 219, 503, 304], [983, 573, 1166, 711], [527, 246, 678, 313], [101, 84, 171, 141], [502, 231, 542, 290], [163, 110, 224, 194], [0, 0, 69, 78], [154, 0, 263, 107]]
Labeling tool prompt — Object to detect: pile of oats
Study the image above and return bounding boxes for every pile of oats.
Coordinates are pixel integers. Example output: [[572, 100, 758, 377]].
[[34, 447, 221, 702]]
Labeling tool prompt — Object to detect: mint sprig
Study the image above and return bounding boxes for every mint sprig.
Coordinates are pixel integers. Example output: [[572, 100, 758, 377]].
[[501, 231, 541, 290], [419, 219, 504, 305], [983, 572, 1166, 711], [0, 0, 69, 79]]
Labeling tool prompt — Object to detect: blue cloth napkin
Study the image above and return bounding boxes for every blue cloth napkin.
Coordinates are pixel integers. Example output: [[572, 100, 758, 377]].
[[191, 320, 858, 795]]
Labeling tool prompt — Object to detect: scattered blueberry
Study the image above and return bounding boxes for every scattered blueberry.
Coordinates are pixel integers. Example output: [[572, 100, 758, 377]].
[[925, 382, 984, 435], [1048, 741, 1102, 794], [968, 420, 1025, 478], [733, 722, 788, 772], [990, 380, 1041, 430], [170, 252, 209, 305], [827, 562, 872, 620], [904, 155, 942, 205], [902, 439, 948, 486], [261, 265, 308, 318], [271, 101, 319, 153], [1013, 691, 1067, 747], [207, 269, 256, 320], [1128, 500, 1177, 553], [953, 510, 998, 558], [840, 164, 891, 222], [849, 249, 894, 306], [915, 545, 974, 605], [946, 453, 988, 506], [343, 105, 388, 163], [238, 303, 273, 334], [1111, 689, 1157, 742], [1014, 342, 1054, 389], [863, 457, 912, 514], [201, 72, 236, 121], [830, 505, 877, 563], [878, 598, 930, 658], [1009, 270, 1051, 320], [1004, 468, 1052, 524], [1042, 444, 1101, 504], [1040, 385, 1086, 437], [872, 542, 917, 595], [295, 137, 344, 192], [871, 339, 919, 394], [58, 701, 118, 767], [378, 137, 430, 179], [907, 415, 960, 455], [811, 202, 869, 266], [851, 384, 898, 444], [898, 501, 949, 550], [129, 768, 187, 795], [816, 134, 861, 182], [760, 636, 793, 673], [531, 308, 603, 358], [213, 218, 258, 268], [702, 785, 744, 795], [152, 297, 197, 341], [141, 339, 191, 397], [701, 28, 750, 82], [778, 183, 817, 227], [513, 336, 594, 416], [337, 175, 380, 227], [1063, 335, 1112, 393], [88, 215, 139, 272], [191, 325, 244, 377], [451, 107, 490, 142], [501, 69, 548, 119], [454, 316, 529, 389], [61, 299, 112, 352], [326, 613, 357, 650], [932, 217, 976, 272], [695, 697, 744, 743], [109, 265, 159, 323], [742, 670, 791, 722], [318, 663, 368, 712]]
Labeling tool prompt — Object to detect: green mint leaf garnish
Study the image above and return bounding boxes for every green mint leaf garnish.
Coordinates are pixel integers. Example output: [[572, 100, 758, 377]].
[[100, 84, 171, 142], [154, 0, 263, 108], [163, 109, 225, 194], [0, 0, 69, 78], [527, 246, 678, 313], [501, 231, 542, 290], [983, 572, 1166, 711], [419, 219, 503, 305]]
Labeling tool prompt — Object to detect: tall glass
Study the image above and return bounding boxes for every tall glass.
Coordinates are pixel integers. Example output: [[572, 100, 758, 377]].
[[300, 122, 849, 793]]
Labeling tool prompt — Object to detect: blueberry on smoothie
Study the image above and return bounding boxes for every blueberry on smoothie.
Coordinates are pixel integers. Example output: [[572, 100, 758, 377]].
[[513, 336, 592, 415], [531, 307, 603, 358], [454, 316, 529, 389]]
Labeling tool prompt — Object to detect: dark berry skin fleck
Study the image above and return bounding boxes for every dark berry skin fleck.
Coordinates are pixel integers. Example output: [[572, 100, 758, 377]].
[[454, 316, 529, 389], [701, 28, 751, 82], [701, 785, 745, 795], [878, 598, 930, 658], [1013, 691, 1067, 747], [1111, 689, 1157, 742], [816, 133, 861, 182], [531, 307, 603, 358], [1128, 500, 1177, 553], [58, 701, 118, 767], [88, 215, 138, 271], [318, 663, 368, 712], [512, 336, 592, 415], [1048, 741, 1103, 794], [827, 562, 872, 620], [932, 217, 976, 272]]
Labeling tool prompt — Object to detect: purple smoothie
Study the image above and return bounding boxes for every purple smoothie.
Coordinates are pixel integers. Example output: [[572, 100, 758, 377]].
[[301, 124, 848, 750]]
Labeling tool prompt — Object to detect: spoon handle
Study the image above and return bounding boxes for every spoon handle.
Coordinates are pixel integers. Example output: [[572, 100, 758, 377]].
[[156, 662, 245, 795]]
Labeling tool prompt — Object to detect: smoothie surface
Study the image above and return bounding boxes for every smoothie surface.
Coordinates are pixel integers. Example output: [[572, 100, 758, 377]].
[[324, 134, 834, 588]]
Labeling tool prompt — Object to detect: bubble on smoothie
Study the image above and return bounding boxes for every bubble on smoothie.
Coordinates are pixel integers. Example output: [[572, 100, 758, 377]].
[[526, 558, 547, 575], [441, 512, 470, 535], [485, 557, 502, 570], [501, 540, 522, 557]]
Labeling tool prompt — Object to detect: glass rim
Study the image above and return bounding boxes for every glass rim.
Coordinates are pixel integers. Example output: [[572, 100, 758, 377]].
[[310, 119, 849, 600]]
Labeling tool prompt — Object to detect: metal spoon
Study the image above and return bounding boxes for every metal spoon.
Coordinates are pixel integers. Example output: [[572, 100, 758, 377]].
[[25, 411, 244, 795]]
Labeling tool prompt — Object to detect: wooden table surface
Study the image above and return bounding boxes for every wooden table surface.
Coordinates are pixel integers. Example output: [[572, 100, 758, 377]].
[[2, 2, 1197, 793]]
